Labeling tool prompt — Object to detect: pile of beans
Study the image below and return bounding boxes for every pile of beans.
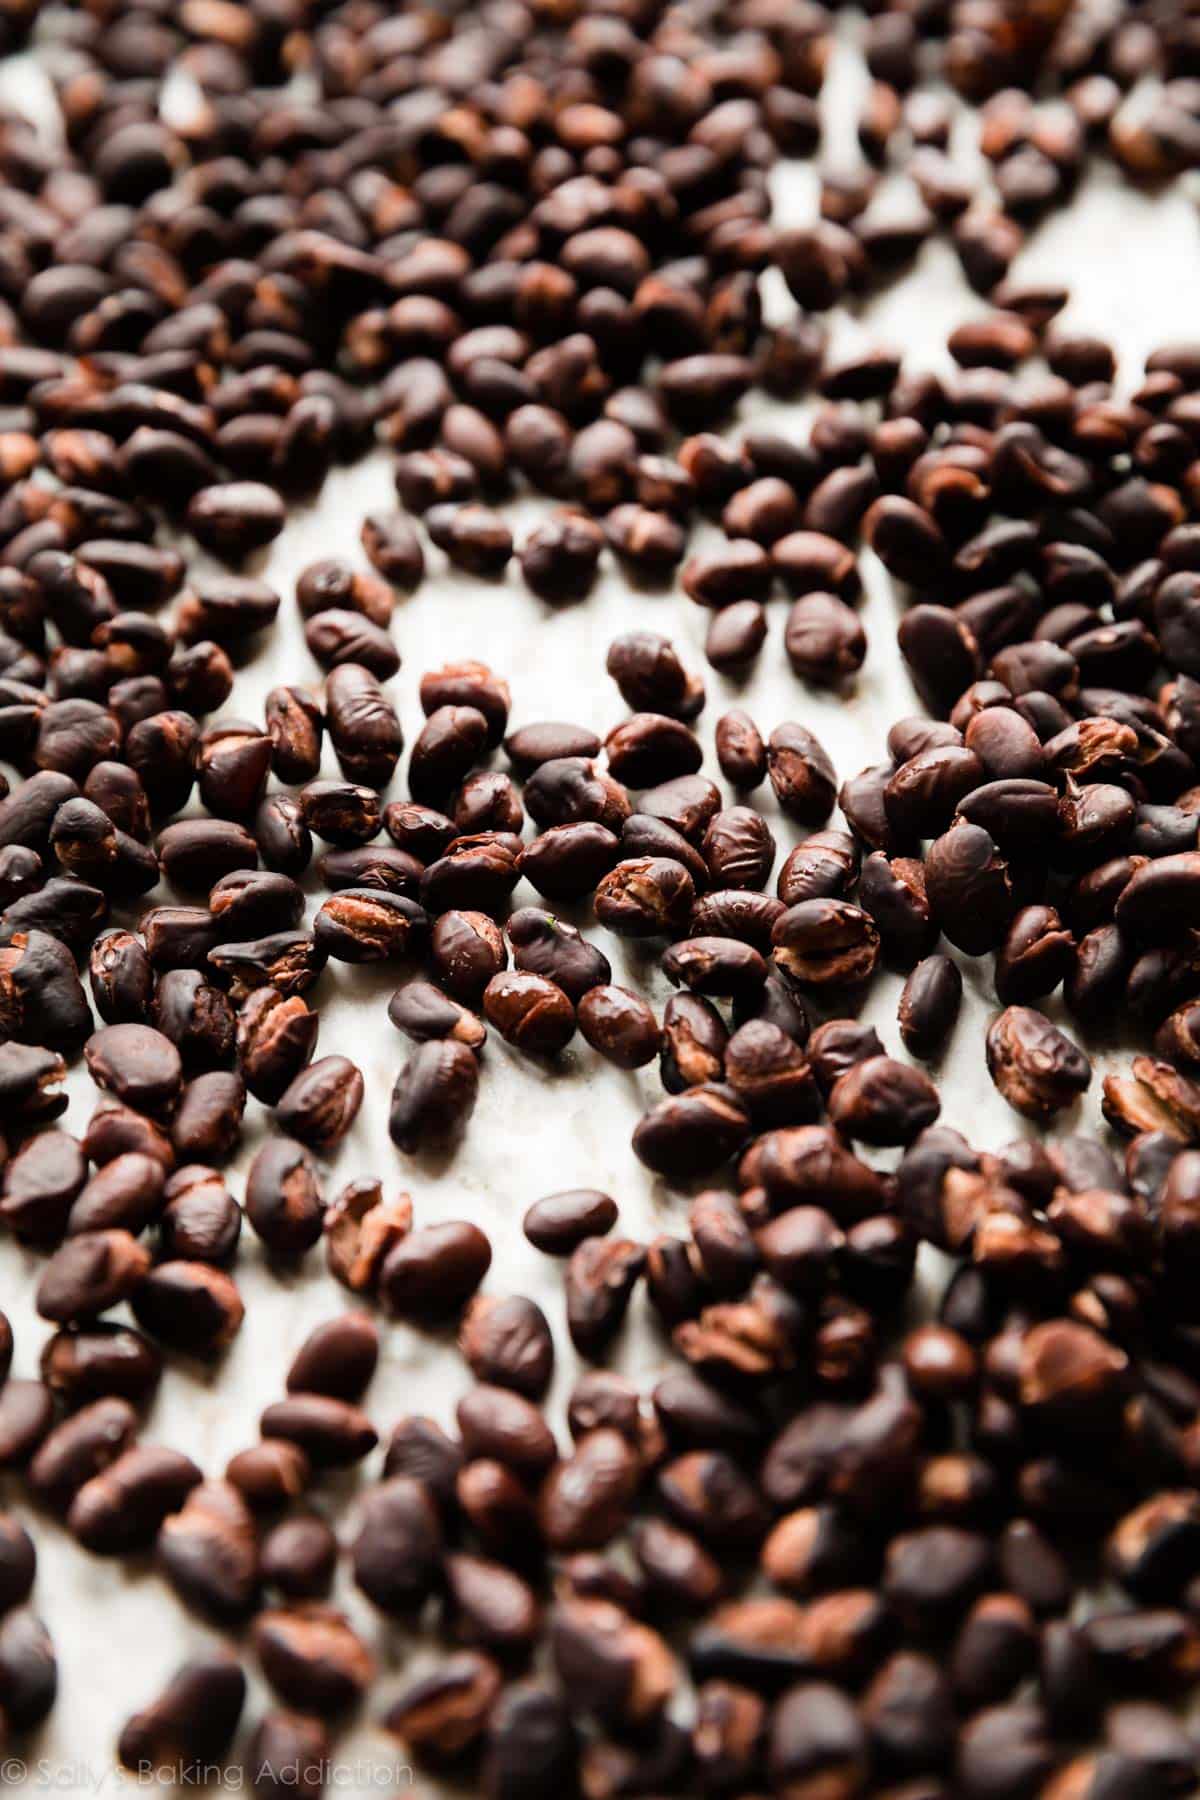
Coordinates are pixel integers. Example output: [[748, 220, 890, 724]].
[[3, 0, 1200, 1793]]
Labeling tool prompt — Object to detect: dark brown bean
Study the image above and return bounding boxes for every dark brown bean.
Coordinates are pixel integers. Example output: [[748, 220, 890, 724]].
[[237, 987, 319, 1105], [225, 1442, 311, 1515], [595, 857, 695, 937], [1, 1127, 88, 1245], [388, 979, 486, 1051], [483, 971, 575, 1055], [540, 1430, 640, 1552], [187, 482, 285, 559], [245, 1137, 324, 1256], [35, 1229, 151, 1325], [566, 1238, 647, 1357], [325, 662, 403, 788], [772, 900, 881, 989], [245, 1711, 331, 1799], [132, 1262, 244, 1356], [287, 1314, 379, 1403], [262, 1395, 377, 1470], [899, 956, 963, 1060], [350, 1475, 444, 1614], [828, 1056, 941, 1146], [707, 603, 767, 674], [388, 1040, 480, 1152], [70, 1445, 203, 1555], [265, 686, 323, 784], [382, 1652, 501, 1765], [159, 1165, 241, 1265], [66, 1152, 164, 1237], [0, 1382, 55, 1470], [273, 1056, 364, 1153], [458, 1384, 557, 1477], [715, 711, 767, 790], [522, 512, 605, 600], [986, 1006, 1092, 1120], [767, 723, 838, 825], [118, 1652, 245, 1772], [253, 1606, 374, 1717], [40, 1325, 161, 1412], [28, 1397, 138, 1515], [925, 822, 1014, 955], [380, 1220, 492, 1319], [444, 1551, 541, 1658], [785, 593, 867, 685], [524, 1190, 618, 1256], [84, 1023, 182, 1117], [577, 985, 659, 1068]]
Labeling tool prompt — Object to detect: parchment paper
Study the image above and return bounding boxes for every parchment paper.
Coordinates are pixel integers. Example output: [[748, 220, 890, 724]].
[[0, 16, 1193, 1796]]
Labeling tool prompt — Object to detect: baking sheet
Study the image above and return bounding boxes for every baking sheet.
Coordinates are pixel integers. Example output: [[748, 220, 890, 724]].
[[0, 16, 1192, 1795]]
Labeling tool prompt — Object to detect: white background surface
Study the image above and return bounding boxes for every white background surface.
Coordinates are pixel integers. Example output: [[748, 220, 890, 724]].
[[0, 14, 1197, 1795]]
